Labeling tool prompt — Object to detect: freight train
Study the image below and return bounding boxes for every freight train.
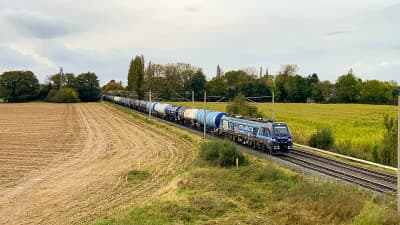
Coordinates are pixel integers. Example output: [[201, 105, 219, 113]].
[[103, 95, 293, 154]]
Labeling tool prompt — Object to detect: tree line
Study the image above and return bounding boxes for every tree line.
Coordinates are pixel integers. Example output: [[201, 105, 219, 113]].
[[0, 71, 101, 103], [105, 56, 400, 105]]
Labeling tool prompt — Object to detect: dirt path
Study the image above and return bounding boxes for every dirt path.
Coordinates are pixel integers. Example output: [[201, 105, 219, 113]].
[[0, 103, 196, 225]]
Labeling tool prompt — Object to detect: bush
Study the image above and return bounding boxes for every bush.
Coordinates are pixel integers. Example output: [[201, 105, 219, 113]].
[[50, 88, 80, 103], [226, 93, 263, 118], [199, 140, 247, 167], [309, 127, 334, 150], [378, 114, 398, 166]]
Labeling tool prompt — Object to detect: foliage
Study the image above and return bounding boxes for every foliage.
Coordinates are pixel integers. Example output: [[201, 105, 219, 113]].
[[360, 80, 393, 104], [207, 76, 227, 97], [76, 72, 101, 102], [335, 72, 362, 103], [189, 69, 207, 100], [0, 71, 39, 102], [37, 83, 52, 100], [199, 140, 247, 167], [49, 73, 77, 89], [133, 58, 399, 105], [226, 93, 263, 118], [102, 80, 124, 91], [309, 127, 334, 150], [284, 75, 309, 102], [50, 87, 80, 103], [378, 114, 398, 166], [127, 55, 144, 99]]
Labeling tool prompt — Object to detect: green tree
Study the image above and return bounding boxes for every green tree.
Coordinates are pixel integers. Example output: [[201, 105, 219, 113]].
[[335, 72, 361, 103], [143, 61, 154, 91], [307, 73, 319, 84], [309, 82, 324, 102], [224, 70, 250, 98], [319, 80, 335, 102], [127, 58, 135, 91], [360, 80, 392, 104], [280, 64, 298, 76], [65, 73, 77, 89], [226, 93, 263, 118], [0, 71, 39, 102], [76, 72, 101, 102], [37, 83, 52, 100], [379, 115, 398, 166], [102, 80, 124, 91], [216, 64, 223, 78], [207, 76, 227, 97], [127, 55, 145, 98], [190, 69, 207, 100], [49, 73, 62, 88], [284, 75, 309, 102]]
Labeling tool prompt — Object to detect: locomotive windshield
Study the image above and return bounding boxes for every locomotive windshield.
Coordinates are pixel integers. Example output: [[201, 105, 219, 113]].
[[273, 125, 290, 137]]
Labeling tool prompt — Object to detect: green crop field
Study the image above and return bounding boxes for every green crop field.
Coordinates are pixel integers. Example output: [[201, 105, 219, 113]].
[[169, 101, 398, 162]]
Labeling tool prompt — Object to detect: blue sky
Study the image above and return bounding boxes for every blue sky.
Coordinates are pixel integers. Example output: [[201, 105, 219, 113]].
[[0, 0, 399, 85]]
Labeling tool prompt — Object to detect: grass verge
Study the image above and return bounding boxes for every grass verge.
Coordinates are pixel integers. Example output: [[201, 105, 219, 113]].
[[92, 137, 399, 225]]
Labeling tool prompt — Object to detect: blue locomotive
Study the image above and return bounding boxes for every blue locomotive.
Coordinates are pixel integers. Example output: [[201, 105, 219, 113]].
[[103, 94, 293, 155], [219, 116, 292, 154]]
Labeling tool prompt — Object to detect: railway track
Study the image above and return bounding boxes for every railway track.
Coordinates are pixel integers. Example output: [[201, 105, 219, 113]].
[[105, 101, 398, 194], [282, 150, 396, 193]]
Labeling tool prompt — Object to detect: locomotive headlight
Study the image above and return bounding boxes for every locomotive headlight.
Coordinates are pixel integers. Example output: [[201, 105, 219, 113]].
[[288, 138, 291, 142], [272, 138, 276, 142]]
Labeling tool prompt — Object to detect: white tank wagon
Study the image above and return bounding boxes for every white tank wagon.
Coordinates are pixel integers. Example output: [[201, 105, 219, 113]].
[[154, 103, 170, 116], [183, 108, 199, 121], [113, 96, 122, 104]]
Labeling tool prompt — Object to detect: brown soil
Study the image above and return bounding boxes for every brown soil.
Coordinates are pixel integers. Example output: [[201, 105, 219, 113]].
[[0, 103, 196, 225]]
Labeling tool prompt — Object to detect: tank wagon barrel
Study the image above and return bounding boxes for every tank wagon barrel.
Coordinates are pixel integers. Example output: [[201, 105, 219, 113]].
[[183, 108, 198, 121], [146, 102, 157, 113], [195, 109, 226, 129], [154, 103, 170, 116]]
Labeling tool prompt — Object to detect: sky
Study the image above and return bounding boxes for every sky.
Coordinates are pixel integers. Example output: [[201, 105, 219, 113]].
[[0, 0, 399, 85]]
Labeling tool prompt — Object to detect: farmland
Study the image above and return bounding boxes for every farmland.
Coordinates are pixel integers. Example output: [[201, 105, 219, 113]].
[[169, 101, 398, 161], [0, 103, 198, 225]]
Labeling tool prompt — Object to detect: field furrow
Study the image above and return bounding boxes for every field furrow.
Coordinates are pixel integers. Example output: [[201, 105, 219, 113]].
[[0, 103, 196, 225]]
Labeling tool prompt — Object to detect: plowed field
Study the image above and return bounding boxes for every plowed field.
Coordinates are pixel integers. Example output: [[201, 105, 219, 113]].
[[0, 103, 196, 225]]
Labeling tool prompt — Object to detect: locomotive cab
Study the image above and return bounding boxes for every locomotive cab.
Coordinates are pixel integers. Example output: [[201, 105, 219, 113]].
[[269, 122, 292, 154]]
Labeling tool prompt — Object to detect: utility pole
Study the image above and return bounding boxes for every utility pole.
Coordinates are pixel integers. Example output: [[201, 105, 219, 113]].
[[192, 90, 195, 108], [203, 90, 207, 139], [59, 67, 64, 89], [272, 91, 275, 121], [397, 96, 399, 214], [149, 90, 152, 119], [272, 75, 276, 121]]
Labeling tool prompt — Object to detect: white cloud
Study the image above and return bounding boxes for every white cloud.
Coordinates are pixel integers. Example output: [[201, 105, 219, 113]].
[[8, 44, 56, 68], [379, 61, 400, 68]]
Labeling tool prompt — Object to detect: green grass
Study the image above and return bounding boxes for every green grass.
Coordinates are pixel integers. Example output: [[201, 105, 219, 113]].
[[93, 157, 399, 225], [168, 102, 398, 162], [125, 169, 151, 183]]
